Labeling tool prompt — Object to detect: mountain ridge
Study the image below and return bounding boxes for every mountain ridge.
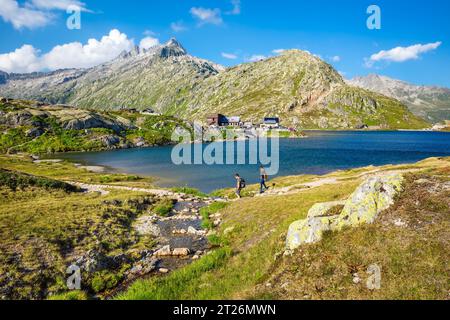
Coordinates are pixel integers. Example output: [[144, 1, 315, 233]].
[[348, 74, 450, 123], [0, 39, 429, 130]]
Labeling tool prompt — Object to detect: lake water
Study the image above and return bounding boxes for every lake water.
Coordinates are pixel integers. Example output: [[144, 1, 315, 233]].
[[56, 131, 450, 193]]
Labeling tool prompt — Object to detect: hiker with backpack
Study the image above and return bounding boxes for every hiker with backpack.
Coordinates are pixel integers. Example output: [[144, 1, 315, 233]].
[[235, 174, 246, 198], [259, 165, 269, 194]]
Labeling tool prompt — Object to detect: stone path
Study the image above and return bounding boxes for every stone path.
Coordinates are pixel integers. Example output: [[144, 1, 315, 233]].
[[67, 181, 184, 197]]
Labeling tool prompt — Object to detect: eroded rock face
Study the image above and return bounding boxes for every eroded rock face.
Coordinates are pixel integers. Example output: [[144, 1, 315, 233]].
[[286, 174, 404, 251]]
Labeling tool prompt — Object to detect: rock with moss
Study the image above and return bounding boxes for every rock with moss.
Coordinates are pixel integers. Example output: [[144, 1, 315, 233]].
[[286, 174, 404, 251]]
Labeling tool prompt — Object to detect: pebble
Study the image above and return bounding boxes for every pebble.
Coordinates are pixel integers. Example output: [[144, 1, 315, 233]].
[[159, 268, 170, 274]]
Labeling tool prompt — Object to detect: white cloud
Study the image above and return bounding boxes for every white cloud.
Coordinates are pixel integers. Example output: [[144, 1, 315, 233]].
[[143, 30, 157, 36], [0, 0, 51, 29], [0, 0, 90, 29], [367, 42, 442, 67], [139, 36, 160, 50], [30, 0, 88, 11], [0, 29, 135, 73], [190, 7, 223, 25], [247, 55, 267, 62], [272, 49, 286, 54], [0, 45, 42, 73], [330, 55, 341, 62], [170, 21, 187, 32], [226, 0, 241, 15], [221, 52, 237, 59]]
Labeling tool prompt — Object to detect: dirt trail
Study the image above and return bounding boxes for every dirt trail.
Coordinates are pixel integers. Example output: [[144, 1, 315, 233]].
[[258, 168, 421, 197]]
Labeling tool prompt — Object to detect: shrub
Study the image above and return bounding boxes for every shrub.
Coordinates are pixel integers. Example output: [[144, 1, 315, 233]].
[[0, 169, 79, 192], [152, 198, 175, 217]]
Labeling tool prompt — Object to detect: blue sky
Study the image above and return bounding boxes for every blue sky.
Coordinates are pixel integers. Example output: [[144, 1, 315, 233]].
[[0, 0, 449, 86]]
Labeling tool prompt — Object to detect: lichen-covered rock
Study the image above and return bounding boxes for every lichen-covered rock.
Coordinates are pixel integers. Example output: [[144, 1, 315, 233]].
[[307, 201, 346, 218], [286, 200, 345, 250], [337, 173, 404, 228], [286, 174, 404, 251], [286, 215, 339, 250]]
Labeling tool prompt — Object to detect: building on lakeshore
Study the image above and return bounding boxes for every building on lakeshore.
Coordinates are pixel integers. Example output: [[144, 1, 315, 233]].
[[227, 116, 242, 127], [261, 117, 280, 129], [207, 114, 228, 126]]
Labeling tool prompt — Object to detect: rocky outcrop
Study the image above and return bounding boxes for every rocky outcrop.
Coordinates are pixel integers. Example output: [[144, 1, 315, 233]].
[[286, 174, 404, 251], [337, 174, 404, 227], [53, 109, 134, 132]]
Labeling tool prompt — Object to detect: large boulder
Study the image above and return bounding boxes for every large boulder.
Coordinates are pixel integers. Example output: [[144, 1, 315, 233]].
[[286, 215, 340, 250], [337, 173, 404, 228], [286, 174, 404, 251]]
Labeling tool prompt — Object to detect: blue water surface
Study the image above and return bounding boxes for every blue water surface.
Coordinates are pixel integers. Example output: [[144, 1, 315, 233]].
[[56, 131, 450, 193]]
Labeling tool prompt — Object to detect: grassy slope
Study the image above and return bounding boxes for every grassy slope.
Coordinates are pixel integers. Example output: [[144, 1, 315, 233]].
[[0, 155, 164, 299], [118, 157, 449, 300]]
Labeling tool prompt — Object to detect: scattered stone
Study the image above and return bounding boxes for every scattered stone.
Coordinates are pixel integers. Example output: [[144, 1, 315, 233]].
[[213, 219, 222, 227], [192, 255, 200, 260], [134, 216, 161, 236], [224, 226, 235, 235], [80, 165, 106, 173], [159, 268, 169, 274], [154, 245, 172, 257], [172, 248, 190, 256], [187, 226, 206, 236], [353, 273, 361, 284], [393, 218, 408, 228]]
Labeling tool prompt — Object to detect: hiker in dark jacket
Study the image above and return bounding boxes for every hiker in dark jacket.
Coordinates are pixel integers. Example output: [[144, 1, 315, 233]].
[[259, 165, 269, 193], [235, 174, 244, 198]]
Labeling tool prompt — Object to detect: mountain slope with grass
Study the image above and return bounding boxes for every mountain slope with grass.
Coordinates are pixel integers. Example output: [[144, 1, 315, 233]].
[[0, 41, 429, 130], [348, 74, 450, 124]]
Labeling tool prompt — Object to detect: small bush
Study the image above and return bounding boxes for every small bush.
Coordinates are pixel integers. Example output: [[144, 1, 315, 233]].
[[48, 291, 89, 301], [152, 198, 175, 216], [90, 271, 122, 293], [0, 169, 79, 192]]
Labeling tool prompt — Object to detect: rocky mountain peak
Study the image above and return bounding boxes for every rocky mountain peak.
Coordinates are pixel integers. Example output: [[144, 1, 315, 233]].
[[159, 38, 187, 58]]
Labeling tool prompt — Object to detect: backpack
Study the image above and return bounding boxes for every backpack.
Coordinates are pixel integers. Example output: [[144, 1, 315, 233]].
[[240, 179, 246, 189]]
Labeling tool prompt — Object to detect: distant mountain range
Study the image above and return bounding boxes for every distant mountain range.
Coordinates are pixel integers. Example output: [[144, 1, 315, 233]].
[[348, 74, 450, 123], [0, 39, 429, 130]]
